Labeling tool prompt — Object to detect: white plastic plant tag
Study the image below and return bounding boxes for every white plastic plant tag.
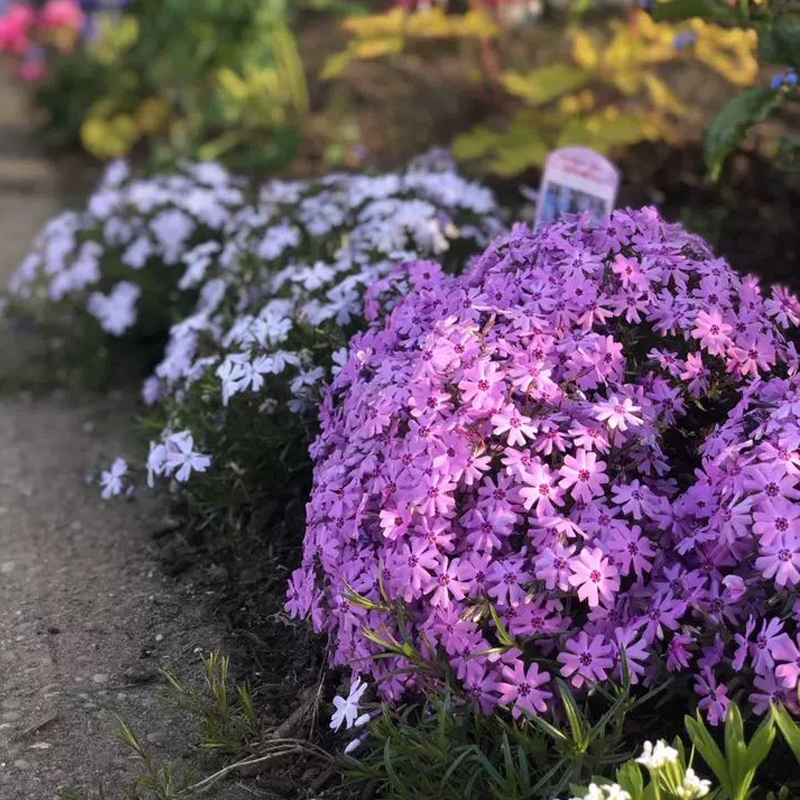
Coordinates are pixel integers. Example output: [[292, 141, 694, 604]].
[[534, 147, 620, 231]]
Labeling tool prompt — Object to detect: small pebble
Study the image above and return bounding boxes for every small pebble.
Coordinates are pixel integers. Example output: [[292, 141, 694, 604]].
[[92, 674, 109, 684]]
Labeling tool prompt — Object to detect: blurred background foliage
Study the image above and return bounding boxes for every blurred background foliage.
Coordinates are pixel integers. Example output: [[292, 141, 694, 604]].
[[1, 0, 798, 192], [44, 0, 310, 168]]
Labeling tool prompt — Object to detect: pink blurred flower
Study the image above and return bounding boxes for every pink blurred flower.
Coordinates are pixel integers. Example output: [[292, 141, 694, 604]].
[[0, 3, 35, 55], [39, 0, 85, 32]]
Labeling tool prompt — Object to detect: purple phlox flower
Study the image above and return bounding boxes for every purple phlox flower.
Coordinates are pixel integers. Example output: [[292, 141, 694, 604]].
[[495, 654, 551, 717], [164, 431, 211, 483], [558, 632, 614, 689], [100, 457, 127, 500], [568, 547, 620, 608]]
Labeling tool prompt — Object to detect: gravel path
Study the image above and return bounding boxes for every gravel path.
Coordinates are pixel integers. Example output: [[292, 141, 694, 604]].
[[0, 80, 229, 800]]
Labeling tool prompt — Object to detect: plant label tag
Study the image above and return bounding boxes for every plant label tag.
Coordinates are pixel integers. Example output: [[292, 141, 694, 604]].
[[534, 147, 620, 231]]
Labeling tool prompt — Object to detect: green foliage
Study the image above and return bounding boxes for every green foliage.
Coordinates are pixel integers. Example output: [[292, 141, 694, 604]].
[[452, 12, 757, 175], [704, 86, 784, 178], [36, 0, 308, 167], [348, 672, 676, 799], [161, 650, 262, 755], [116, 718, 195, 800], [652, 0, 800, 177], [348, 684, 800, 800], [685, 703, 775, 800], [759, 20, 800, 68], [651, 0, 734, 21]]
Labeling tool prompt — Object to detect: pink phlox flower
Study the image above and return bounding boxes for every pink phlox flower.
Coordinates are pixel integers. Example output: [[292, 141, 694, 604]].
[[415, 470, 458, 517], [567, 547, 620, 608], [749, 672, 800, 716], [428, 556, 469, 608], [501, 446, 535, 480], [666, 633, 695, 672], [773, 633, 800, 690], [519, 461, 564, 518], [534, 542, 576, 591], [611, 253, 649, 291], [379, 506, 413, 540], [388, 538, 439, 602], [568, 422, 610, 453], [558, 448, 609, 503], [765, 285, 800, 328], [728, 334, 776, 378], [611, 479, 655, 521], [613, 626, 649, 685], [456, 551, 493, 597], [755, 531, 800, 588], [680, 352, 710, 395], [408, 384, 453, 422], [692, 309, 733, 357], [491, 404, 537, 447], [637, 594, 685, 644], [592, 394, 643, 432], [495, 656, 551, 717], [607, 525, 655, 578], [461, 506, 511, 553], [648, 347, 685, 378], [459, 359, 505, 411], [533, 419, 569, 457]]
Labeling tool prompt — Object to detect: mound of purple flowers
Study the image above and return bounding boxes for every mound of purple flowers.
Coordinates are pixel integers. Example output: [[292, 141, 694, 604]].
[[288, 208, 800, 720], [673, 375, 800, 721]]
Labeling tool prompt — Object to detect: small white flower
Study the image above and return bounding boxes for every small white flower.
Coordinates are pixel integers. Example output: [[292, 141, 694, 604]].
[[330, 678, 368, 732], [147, 441, 167, 488], [100, 458, 128, 500], [675, 767, 712, 799], [636, 739, 679, 770], [164, 431, 211, 483], [570, 783, 630, 800]]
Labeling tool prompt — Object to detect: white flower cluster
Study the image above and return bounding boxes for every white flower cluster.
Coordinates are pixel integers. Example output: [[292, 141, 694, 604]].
[[7, 160, 246, 335], [146, 153, 504, 422], [556, 739, 711, 800], [46, 154, 504, 496], [566, 785, 631, 800]]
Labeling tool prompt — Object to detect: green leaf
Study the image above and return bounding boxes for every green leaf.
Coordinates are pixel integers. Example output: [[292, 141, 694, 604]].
[[724, 703, 746, 788], [615, 761, 645, 796], [758, 23, 800, 70], [742, 715, 776, 795], [686, 713, 732, 795], [773, 704, 800, 764], [501, 65, 591, 105], [557, 679, 590, 751], [650, 0, 732, 21], [704, 86, 785, 179], [452, 120, 550, 175]]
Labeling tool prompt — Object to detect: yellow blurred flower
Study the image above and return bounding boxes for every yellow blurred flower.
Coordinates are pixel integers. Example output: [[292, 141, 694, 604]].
[[134, 97, 171, 135], [80, 114, 138, 160]]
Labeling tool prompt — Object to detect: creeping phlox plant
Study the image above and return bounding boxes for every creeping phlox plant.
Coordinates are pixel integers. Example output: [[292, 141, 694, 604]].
[[5, 159, 246, 350], [288, 208, 800, 723], [5, 152, 503, 519], [140, 154, 504, 517], [672, 374, 800, 722]]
